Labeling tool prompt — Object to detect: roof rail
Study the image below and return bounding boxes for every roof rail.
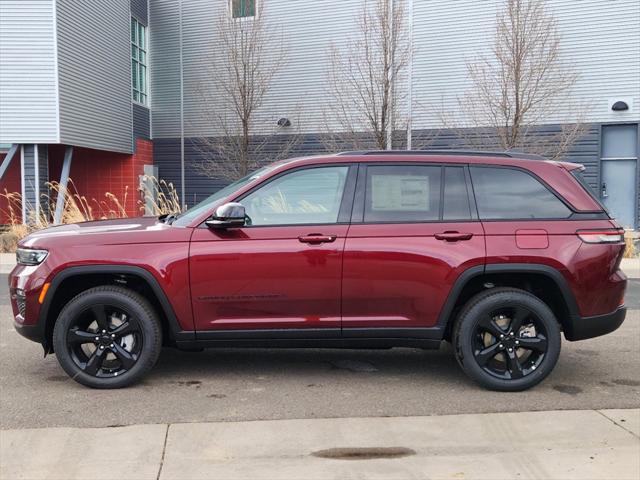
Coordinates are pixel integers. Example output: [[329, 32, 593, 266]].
[[335, 150, 547, 160]]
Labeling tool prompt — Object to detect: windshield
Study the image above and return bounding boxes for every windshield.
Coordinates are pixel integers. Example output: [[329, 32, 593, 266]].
[[172, 165, 275, 227]]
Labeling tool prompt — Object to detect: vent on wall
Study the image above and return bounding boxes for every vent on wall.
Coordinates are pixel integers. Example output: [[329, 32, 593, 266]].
[[609, 98, 633, 112]]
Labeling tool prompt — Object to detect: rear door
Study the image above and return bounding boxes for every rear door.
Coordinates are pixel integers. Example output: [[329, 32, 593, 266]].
[[341, 163, 486, 338]]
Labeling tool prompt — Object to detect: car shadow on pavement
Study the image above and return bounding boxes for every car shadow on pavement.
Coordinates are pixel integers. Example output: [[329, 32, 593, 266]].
[[148, 343, 464, 383]]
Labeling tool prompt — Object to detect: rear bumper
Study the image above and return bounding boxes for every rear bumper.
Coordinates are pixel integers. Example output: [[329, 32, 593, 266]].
[[564, 305, 627, 341]]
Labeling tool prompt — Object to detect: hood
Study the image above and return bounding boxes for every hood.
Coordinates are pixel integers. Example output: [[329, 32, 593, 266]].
[[19, 216, 175, 249]]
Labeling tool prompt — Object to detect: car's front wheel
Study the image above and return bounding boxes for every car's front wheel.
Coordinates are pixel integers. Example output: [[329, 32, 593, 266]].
[[52, 285, 162, 388], [453, 288, 561, 391]]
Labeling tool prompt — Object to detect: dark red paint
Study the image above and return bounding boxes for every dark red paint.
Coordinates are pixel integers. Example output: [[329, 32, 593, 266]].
[[9, 153, 627, 344]]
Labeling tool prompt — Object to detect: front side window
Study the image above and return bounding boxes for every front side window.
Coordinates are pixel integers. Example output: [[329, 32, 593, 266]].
[[231, 0, 256, 18], [131, 17, 148, 104], [470, 167, 571, 220], [242, 166, 349, 226], [364, 165, 441, 222]]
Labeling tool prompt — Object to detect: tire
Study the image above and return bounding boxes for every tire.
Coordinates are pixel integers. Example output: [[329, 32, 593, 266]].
[[453, 287, 561, 391], [52, 285, 162, 388]]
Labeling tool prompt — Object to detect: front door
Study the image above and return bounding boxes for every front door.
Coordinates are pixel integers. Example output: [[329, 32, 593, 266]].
[[189, 164, 355, 333]]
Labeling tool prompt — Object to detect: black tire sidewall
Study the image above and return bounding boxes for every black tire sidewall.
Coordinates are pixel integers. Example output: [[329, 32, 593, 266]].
[[454, 289, 561, 391], [52, 286, 161, 389]]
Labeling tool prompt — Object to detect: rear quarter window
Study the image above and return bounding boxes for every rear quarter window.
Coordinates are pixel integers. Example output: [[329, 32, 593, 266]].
[[470, 167, 572, 220]]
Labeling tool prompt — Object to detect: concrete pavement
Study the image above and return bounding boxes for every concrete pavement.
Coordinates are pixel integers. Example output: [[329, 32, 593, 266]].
[[1, 409, 638, 480]]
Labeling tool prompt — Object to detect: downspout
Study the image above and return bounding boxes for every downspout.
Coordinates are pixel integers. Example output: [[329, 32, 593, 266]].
[[406, 0, 413, 150], [179, 0, 186, 208], [386, 0, 394, 150]]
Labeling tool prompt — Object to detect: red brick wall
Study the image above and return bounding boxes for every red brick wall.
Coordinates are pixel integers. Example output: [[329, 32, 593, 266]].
[[0, 151, 23, 224], [1, 140, 153, 223], [48, 139, 153, 219]]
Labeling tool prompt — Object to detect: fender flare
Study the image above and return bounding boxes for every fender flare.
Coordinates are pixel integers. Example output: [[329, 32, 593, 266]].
[[436, 263, 580, 328], [39, 265, 193, 351]]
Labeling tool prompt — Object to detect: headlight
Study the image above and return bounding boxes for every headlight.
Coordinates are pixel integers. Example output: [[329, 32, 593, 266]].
[[16, 248, 48, 266]]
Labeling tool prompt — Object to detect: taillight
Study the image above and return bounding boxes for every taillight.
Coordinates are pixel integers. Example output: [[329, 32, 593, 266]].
[[577, 229, 624, 244]]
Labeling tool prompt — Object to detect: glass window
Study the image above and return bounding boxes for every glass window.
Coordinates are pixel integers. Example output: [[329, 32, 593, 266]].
[[470, 167, 571, 220], [443, 167, 472, 220], [364, 165, 441, 222], [602, 125, 638, 159], [242, 166, 349, 226], [231, 0, 256, 18], [131, 17, 148, 105]]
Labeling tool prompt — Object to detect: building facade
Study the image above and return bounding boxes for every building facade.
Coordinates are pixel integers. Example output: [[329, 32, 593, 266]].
[[1, 0, 639, 228]]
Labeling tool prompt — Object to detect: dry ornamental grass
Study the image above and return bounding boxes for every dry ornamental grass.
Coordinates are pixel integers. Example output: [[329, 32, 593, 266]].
[[0, 177, 182, 253]]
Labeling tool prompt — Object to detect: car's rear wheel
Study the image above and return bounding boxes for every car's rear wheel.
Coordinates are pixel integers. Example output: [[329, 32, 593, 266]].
[[52, 286, 162, 388], [453, 288, 561, 391]]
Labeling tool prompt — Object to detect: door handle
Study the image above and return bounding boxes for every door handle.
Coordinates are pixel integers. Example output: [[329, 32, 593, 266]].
[[435, 231, 473, 242], [298, 234, 337, 244]]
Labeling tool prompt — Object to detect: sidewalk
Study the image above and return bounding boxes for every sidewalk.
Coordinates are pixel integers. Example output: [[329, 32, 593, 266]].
[[1, 253, 638, 276], [1, 409, 638, 480]]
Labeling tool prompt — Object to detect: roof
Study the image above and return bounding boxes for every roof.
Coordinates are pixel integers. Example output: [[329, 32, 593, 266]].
[[335, 150, 548, 160]]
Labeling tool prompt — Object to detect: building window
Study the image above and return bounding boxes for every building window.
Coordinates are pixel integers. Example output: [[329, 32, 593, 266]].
[[231, 0, 256, 18], [131, 17, 148, 105]]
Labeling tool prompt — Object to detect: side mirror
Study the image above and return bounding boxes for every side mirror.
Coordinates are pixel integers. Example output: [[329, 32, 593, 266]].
[[205, 202, 246, 229]]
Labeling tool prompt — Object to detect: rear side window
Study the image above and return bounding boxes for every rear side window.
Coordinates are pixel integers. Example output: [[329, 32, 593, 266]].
[[571, 169, 607, 213], [365, 165, 441, 222], [470, 167, 571, 220]]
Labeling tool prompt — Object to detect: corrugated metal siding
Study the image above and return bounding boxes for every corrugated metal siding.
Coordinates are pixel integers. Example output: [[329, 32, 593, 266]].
[[56, 0, 133, 153], [131, 0, 148, 25], [0, 0, 59, 144], [153, 136, 182, 193], [155, 124, 613, 207], [412, 0, 640, 129], [150, 0, 363, 138], [149, 0, 182, 138], [133, 103, 151, 139], [153, 0, 640, 137], [21, 145, 37, 216]]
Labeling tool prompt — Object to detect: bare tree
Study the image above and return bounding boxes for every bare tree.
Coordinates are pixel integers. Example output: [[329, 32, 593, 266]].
[[324, 0, 413, 151], [442, 0, 585, 160], [194, 6, 298, 181]]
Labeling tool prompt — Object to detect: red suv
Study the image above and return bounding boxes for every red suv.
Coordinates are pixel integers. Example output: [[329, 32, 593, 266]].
[[9, 151, 627, 390]]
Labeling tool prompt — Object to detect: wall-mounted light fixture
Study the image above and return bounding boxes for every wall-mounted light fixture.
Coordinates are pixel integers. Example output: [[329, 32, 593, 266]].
[[611, 100, 629, 111], [277, 117, 291, 127]]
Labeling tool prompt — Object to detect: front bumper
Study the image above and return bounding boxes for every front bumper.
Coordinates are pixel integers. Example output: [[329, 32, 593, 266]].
[[564, 305, 627, 341], [14, 321, 45, 344]]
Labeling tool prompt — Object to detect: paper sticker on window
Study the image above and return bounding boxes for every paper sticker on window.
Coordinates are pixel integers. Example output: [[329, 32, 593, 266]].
[[371, 175, 430, 211]]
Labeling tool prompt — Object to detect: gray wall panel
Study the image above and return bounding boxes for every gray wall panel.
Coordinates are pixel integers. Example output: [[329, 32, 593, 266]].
[[131, 0, 148, 25], [149, 0, 182, 138], [0, 0, 58, 144], [155, 125, 640, 220], [57, 0, 133, 153], [133, 103, 151, 140]]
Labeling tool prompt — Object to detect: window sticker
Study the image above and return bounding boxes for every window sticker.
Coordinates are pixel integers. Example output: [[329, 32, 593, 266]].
[[371, 175, 430, 211]]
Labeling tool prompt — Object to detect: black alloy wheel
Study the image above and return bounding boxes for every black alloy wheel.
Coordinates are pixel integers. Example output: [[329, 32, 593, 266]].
[[453, 288, 561, 391], [53, 286, 162, 388], [472, 305, 548, 380], [66, 304, 142, 378]]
